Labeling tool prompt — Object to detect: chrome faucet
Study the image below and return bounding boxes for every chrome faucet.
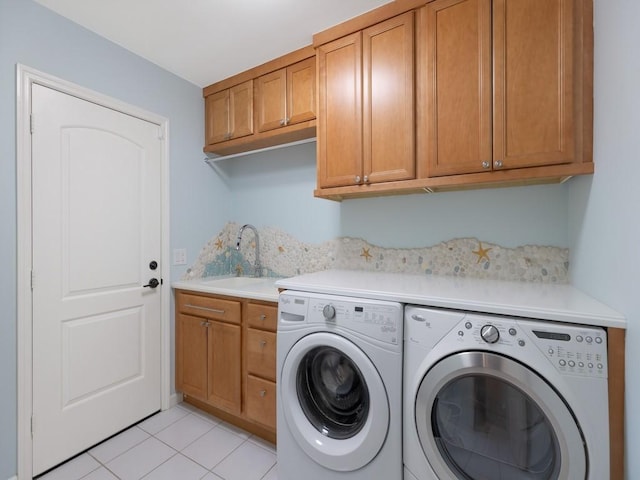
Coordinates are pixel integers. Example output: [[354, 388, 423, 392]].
[[236, 224, 262, 277]]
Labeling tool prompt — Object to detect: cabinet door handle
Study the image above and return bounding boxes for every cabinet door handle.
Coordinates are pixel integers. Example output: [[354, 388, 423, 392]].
[[494, 160, 504, 168], [259, 390, 266, 397], [482, 161, 490, 169], [259, 314, 267, 321], [200, 321, 210, 327], [259, 340, 267, 348], [363, 175, 369, 183], [355, 175, 361, 183], [280, 119, 286, 126], [184, 304, 225, 315]]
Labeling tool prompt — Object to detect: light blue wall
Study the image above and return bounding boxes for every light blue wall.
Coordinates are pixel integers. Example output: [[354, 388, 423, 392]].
[[0, 0, 226, 477], [223, 142, 569, 249], [568, 0, 639, 476]]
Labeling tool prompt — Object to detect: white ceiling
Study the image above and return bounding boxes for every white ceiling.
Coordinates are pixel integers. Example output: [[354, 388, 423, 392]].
[[34, 0, 391, 88]]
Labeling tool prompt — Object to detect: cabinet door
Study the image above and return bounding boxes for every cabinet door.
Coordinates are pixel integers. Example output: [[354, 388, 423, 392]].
[[317, 32, 363, 188], [176, 314, 208, 399], [287, 57, 316, 125], [207, 321, 242, 415], [229, 80, 254, 140], [256, 69, 287, 133], [245, 375, 276, 430], [363, 11, 416, 184], [493, 0, 574, 169], [418, 0, 492, 177], [205, 90, 230, 145]]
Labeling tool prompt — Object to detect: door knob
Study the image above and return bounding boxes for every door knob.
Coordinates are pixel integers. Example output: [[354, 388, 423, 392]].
[[143, 278, 160, 288]]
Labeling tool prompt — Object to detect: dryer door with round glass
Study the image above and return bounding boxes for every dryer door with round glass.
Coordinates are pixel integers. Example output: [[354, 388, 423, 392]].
[[280, 331, 389, 472], [415, 351, 587, 480]]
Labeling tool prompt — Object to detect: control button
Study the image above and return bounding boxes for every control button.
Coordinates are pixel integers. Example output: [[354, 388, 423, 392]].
[[588, 363, 594, 369], [548, 348, 554, 355], [559, 359, 567, 366], [586, 336, 593, 344], [458, 330, 464, 336], [576, 335, 583, 343], [480, 324, 500, 344], [465, 322, 473, 330], [568, 360, 575, 367], [509, 328, 517, 336], [518, 339, 525, 347], [597, 363, 604, 370], [322, 304, 336, 320], [595, 337, 603, 344], [578, 362, 584, 368]]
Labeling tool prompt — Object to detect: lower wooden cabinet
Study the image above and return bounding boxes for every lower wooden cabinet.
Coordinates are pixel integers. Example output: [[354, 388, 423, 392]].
[[175, 290, 277, 441]]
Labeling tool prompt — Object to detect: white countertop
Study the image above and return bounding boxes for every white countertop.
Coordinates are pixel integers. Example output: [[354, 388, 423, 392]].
[[172, 275, 281, 303], [275, 270, 626, 329]]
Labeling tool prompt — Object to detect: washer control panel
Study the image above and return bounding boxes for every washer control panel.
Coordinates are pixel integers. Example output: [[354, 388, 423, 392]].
[[279, 291, 402, 346], [457, 315, 608, 379]]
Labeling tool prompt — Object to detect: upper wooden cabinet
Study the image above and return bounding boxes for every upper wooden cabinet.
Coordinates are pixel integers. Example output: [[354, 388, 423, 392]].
[[492, 0, 577, 170], [313, 0, 593, 200], [205, 80, 253, 145], [256, 57, 316, 133], [203, 46, 316, 157], [420, 0, 492, 177], [317, 12, 415, 189], [420, 0, 581, 177]]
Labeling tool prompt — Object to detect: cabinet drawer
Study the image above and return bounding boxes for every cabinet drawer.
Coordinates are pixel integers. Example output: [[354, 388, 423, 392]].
[[246, 329, 276, 381], [178, 292, 241, 324], [246, 303, 278, 332], [245, 375, 276, 431]]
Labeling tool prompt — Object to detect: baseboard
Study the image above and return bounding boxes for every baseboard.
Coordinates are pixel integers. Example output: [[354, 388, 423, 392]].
[[8, 475, 17, 480], [169, 392, 183, 408]]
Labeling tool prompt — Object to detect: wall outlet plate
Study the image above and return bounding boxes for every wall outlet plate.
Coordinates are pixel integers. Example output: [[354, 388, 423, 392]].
[[173, 248, 187, 265]]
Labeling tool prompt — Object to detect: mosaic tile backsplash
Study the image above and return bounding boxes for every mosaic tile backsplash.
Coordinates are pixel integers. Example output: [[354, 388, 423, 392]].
[[182, 222, 569, 284]]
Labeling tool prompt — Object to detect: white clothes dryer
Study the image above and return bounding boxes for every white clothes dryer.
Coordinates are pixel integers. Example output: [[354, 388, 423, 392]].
[[277, 291, 403, 480], [404, 306, 609, 480]]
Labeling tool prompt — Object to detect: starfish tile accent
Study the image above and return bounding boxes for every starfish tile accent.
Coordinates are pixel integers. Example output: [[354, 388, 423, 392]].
[[472, 241, 492, 263], [215, 238, 224, 250], [360, 247, 373, 262]]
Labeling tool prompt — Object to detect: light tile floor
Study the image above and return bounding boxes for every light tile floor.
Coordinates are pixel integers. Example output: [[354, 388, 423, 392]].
[[37, 403, 278, 480]]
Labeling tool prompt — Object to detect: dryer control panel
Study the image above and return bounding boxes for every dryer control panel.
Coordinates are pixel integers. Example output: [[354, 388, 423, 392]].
[[458, 314, 608, 379]]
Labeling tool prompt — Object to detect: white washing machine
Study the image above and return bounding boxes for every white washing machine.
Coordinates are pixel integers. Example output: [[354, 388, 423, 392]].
[[277, 291, 403, 480], [404, 306, 609, 480]]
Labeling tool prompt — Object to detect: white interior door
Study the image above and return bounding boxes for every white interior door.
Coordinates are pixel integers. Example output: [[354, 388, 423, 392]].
[[31, 83, 163, 476]]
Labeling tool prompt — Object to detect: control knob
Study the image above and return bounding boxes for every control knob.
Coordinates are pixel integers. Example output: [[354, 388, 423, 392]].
[[480, 324, 500, 344], [322, 304, 336, 320]]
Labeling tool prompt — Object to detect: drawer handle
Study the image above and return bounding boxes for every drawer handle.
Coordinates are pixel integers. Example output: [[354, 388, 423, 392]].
[[185, 304, 225, 315], [259, 390, 266, 397], [259, 314, 267, 321], [260, 340, 267, 348]]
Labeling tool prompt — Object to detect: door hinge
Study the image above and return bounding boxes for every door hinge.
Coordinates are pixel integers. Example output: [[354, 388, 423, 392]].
[[31, 416, 34, 437], [30, 114, 34, 134], [30, 270, 35, 290], [157, 126, 164, 140]]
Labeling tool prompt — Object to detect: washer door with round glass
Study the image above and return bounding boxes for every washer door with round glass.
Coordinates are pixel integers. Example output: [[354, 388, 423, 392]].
[[280, 332, 389, 472], [415, 351, 586, 480]]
